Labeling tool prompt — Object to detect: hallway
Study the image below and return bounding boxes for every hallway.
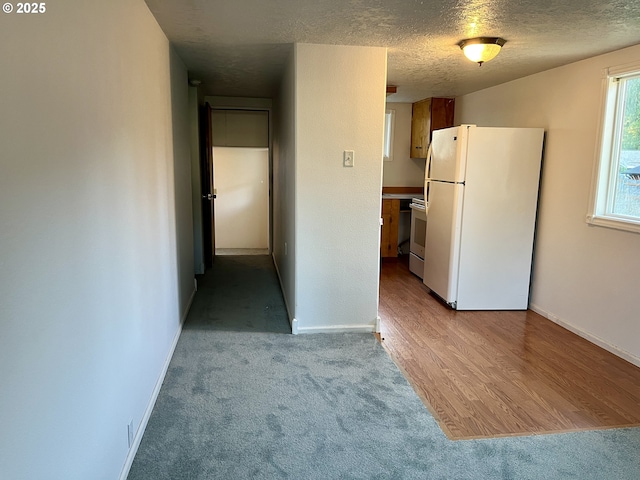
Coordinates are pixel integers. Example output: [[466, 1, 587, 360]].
[[187, 255, 291, 334], [127, 255, 294, 478]]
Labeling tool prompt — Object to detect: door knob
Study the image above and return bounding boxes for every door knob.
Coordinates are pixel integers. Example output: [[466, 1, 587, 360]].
[[202, 193, 216, 200]]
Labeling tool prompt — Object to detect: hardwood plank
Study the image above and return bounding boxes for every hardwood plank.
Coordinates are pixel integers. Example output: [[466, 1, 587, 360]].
[[377, 257, 640, 439]]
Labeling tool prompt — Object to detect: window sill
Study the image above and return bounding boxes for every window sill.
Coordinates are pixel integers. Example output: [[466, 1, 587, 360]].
[[586, 214, 640, 234]]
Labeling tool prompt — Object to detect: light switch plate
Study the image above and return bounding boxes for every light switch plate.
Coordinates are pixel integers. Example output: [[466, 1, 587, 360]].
[[343, 150, 354, 167]]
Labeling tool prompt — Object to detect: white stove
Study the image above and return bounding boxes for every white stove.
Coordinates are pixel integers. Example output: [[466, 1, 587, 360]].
[[409, 197, 427, 278]]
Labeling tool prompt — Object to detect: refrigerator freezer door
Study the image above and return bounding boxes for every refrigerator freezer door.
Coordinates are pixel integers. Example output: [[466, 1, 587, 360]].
[[429, 126, 470, 183], [423, 181, 464, 305]]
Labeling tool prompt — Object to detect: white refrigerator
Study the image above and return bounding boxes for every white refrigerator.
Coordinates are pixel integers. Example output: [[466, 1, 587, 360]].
[[422, 125, 544, 310]]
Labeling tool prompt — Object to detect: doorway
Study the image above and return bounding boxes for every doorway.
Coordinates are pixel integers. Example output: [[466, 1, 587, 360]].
[[213, 147, 270, 255], [201, 106, 271, 260]]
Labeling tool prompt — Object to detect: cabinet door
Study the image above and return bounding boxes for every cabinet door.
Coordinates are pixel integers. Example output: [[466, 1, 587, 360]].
[[411, 98, 431, 158], [431, 98, 455, 133], [380, 199, 400, 257], [410, 97, 456, 159]]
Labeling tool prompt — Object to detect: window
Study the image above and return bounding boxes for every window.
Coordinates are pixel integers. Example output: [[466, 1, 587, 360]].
[[589, 62, 640, 233], [383, 109, 395, 162]]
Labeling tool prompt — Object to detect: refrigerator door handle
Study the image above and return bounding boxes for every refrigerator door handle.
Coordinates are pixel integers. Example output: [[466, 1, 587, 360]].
[[424, 179, 431, 207], [424, 143, 433, 208], [424, 143, 433, 181]]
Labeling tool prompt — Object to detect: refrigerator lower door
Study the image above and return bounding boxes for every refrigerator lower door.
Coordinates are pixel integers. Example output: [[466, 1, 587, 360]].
[[423, 181, 464, 305]]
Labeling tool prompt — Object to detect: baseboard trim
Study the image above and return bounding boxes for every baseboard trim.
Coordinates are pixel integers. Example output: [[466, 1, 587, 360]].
[[295, 323, 376, 334], [182, 286, 197, 325], [269, 253, 377, 336], [118, 285, 195, 480], [530, 303, 640, 369]]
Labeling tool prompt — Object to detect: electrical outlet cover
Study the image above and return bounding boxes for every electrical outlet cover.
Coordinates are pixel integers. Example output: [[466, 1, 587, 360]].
[[127, 420, 134, 448]]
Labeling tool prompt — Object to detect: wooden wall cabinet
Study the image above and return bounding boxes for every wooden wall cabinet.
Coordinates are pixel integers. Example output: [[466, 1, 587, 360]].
[[410, 97, 455, 158], [380, 198, 400, 257]]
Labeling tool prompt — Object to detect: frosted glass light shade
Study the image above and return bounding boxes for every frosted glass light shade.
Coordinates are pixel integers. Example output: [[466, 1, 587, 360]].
[[459, 37, 506, 65]]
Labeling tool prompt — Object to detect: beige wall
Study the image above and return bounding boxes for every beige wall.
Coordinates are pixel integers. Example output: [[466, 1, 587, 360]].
[[456, 44, 640, 366], [211, 110, 269, 147], [293, 43, 387, 332], [383, 102, 425, 187]]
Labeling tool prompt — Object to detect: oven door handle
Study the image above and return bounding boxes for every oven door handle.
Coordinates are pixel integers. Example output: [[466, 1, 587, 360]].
[[410, 203, 426, 212]]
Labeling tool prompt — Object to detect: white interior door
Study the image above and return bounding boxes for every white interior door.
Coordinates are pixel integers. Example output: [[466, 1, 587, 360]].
[[213, 147, 269, 251]]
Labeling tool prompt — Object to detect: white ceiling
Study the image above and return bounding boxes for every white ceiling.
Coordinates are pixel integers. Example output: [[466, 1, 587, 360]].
[[145, 0, 640, 103]]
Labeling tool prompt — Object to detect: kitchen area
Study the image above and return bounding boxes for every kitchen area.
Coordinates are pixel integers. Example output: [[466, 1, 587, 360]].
[[382, 96, 545, 311], [380, 97, 455, 277], [376, 95, 640, 442]]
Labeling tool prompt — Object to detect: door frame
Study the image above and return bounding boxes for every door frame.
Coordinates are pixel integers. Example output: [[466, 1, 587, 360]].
[[206, 103, 273, 256], [200, 103, 215, 268]]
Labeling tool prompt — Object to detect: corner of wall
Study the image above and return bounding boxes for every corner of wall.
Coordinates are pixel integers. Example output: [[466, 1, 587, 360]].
[[529, 303, 640, 369]]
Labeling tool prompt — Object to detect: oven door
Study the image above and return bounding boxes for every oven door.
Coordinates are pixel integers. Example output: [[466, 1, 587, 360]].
[[410, 203, 427, 259], [409, 202, 427, 279]]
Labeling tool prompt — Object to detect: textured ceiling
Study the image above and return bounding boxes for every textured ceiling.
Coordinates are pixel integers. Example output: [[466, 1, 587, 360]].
[[145, 0, 640, 102]]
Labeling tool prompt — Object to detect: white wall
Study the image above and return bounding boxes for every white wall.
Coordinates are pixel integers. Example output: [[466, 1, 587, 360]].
[[206, 96, 273, 110], [294, 43, 387, 332], [213, 147, 269, 249], [272, 46, 297, 327], [383, 102, 425, 187], [171, 51, 197, 317], [0, 1, 193, 478], [456, 43, 640, 365]]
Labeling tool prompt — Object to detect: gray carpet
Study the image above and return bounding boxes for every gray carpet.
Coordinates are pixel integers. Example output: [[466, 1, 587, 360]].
[[186, 255, 291, 334], [128, 256, 640, 479]]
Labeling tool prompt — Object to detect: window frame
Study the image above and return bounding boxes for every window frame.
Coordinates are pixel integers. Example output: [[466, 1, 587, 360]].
[[588, 61, 640, 234], [383, 109, 395, 162]]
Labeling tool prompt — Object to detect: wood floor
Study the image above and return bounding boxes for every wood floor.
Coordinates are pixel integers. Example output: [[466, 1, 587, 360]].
[[377, 257, 640, 440]]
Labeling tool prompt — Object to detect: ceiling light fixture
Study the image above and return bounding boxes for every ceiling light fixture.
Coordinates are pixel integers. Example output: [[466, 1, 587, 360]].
[[458, 37, 506, 66]]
